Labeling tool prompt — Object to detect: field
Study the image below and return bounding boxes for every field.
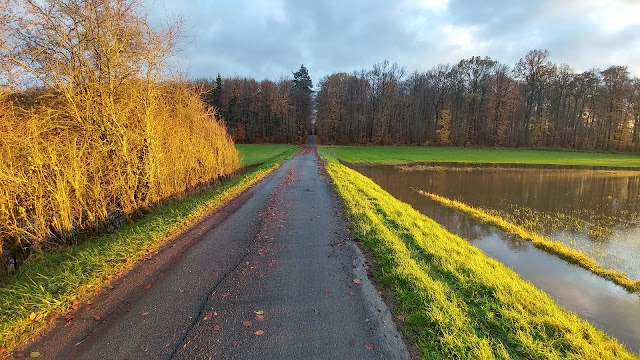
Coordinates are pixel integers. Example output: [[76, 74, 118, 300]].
[[319, 148, 635, 358], [323, 146, 640, 168], [237, 144, 300, 166], [0, 145, 298, 355]]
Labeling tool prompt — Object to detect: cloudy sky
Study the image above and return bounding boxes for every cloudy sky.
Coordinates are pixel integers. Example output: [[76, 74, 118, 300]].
[[150, 0, 640, 83]]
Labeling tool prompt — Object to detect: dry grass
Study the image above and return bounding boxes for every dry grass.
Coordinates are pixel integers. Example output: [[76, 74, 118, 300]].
[[0, 83, 239, 273]]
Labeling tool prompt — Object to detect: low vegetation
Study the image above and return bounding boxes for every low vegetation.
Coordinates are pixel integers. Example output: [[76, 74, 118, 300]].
[[417, 191, 640, 292], [0, 146, 298, 355], [322, 146, 640, 168], [319, 148, 636, 359], [237, 144, 300, 166]]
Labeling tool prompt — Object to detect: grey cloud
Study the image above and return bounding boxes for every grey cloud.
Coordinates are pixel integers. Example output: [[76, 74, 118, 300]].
[[152, 0, 640, 81]]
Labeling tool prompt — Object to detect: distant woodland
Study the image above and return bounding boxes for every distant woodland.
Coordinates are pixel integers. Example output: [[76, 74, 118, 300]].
[[201, 51, 640, 152]]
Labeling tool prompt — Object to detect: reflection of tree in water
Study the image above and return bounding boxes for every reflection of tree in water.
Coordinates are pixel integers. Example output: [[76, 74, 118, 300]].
[[502, 233, 529, 252]]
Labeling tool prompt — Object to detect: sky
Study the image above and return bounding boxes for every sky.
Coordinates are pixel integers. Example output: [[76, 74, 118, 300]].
[[149, 0, 640, 83]]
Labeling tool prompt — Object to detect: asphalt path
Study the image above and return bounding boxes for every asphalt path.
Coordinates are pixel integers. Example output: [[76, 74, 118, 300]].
[[19, 136, 409, 359]]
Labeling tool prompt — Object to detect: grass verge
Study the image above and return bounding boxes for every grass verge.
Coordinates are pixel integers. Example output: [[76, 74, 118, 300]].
[[318, 148, 637, 359], [0, 146, 299, 356], [237, 144, 300, 166], [416, 191, 640, 293], [323, 146, 640, 168]]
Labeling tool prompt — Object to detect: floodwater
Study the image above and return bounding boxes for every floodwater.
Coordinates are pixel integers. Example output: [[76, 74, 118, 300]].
[[351, 164, 640, 353]]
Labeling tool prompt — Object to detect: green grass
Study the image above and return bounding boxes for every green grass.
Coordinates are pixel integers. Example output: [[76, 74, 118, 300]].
[[417, 191, 640, 292], [0, 146, 299, 356], [323, 146, 640, 168], [318, 147, 637, 359], [236, 144, 300, 166]]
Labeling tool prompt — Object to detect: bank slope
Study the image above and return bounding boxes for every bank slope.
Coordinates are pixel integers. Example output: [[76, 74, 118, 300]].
[[319, 150, 636, 359]]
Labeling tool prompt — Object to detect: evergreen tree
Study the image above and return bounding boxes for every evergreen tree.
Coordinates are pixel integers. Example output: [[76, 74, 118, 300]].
[[291, 65, 313, 142], [212, 73, 223, 109]]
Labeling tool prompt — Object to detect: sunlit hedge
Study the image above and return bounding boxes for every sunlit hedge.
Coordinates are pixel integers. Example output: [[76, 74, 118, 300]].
[[0, 83, 239, 272]]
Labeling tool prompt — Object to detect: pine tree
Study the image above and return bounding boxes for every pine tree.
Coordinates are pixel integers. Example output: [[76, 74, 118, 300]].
[[211, 73, 223, 109], [291, 65, 313, 142]]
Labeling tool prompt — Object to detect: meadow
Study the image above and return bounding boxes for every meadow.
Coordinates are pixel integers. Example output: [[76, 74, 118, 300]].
[[323, 146, 640, 168]]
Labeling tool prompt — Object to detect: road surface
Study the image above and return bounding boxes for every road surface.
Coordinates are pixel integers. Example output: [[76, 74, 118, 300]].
[[19, 136, 409, 359]]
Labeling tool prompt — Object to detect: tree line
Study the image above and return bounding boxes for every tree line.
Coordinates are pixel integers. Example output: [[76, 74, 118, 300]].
[[202, 51, 640, 151], [197, 65, 313, 144]]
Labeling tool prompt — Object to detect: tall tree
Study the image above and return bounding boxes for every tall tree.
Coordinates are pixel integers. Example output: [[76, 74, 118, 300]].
[[291, 64, 313, 142]]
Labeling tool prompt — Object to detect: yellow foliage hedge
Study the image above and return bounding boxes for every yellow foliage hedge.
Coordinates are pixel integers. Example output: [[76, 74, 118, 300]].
[[0, 83, 239, 271]]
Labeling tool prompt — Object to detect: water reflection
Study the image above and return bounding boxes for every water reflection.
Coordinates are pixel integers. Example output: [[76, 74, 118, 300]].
[[351, 164, 640, 353], [353, 164, 640, 278]]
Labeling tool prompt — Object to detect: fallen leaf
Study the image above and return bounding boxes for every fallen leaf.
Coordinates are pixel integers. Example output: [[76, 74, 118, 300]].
[[64, 315, 73, 323], [254, 330, 264, 336], [231, 340, 239, 348], [350, 339, 356, 347], [353, 279, 362, 285], [347, 291, 354, 296], [364, 343, 375, 350], [0, 346, 6, 354], [204, 311, 216, 321], [28, 312, 36, 321], [254, 310, 264, 315], [71, 300, 80, 310], [323, 289, 332, 294], [30, 351, 41, 358], [377, 291, 382, 296], [86, 300, 93, 305], [255, 315, 264, 322], [397, 315, 405, 322], [93, 316, 101, 321], [141, 312, 149, 317], [242, 320, 252, 327], [143, 284, 152, 290], [258, 272, 265, 278], [213, 324, 221, 332]]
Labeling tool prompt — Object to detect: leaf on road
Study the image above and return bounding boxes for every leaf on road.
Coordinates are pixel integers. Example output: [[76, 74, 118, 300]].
[[143, 284, 152, 290], [350, 339, 356, 347], [255, 315, 264, 322], [323, 289, 332, 294], [141, 312, 149, 317], [242, 320, 252, 327], [254, 330, 264, 336], [30, 351, 41, 358], [364, 343, 375, 350], [254, 310, 264, 315], [231, 340, 239, 348], [204, 311, 217, 321], [353, 279, 362, 285], [93, 316, 101, 321], [213, 324, 221, 332], [64, 315, 73, 323], [347, 291, 354, 296]]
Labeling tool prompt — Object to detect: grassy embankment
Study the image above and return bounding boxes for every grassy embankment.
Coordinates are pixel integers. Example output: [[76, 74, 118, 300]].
[[324, 146, 640, 167], [319, 148, 637, 359], [0, 145, 298, 355], [417, 191, 639, 292]]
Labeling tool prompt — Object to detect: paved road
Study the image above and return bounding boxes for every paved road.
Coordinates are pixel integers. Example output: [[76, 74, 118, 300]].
[[20, 136, 409, 359]]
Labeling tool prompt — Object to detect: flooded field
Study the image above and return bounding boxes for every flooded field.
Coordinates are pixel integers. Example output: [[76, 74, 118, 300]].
[[351, 163, 640, 353]]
